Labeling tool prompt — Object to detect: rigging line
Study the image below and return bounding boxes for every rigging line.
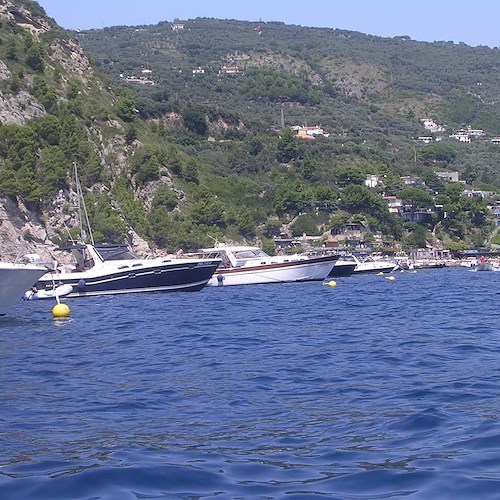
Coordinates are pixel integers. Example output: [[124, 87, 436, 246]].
[[73, 162, 94, 245]]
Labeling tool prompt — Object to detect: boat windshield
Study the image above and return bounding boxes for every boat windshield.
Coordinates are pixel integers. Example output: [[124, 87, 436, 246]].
[[94, 245, 139, 261], [232, 249, 269, 260]]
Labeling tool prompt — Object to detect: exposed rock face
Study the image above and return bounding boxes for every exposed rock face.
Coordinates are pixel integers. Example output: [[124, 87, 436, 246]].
[[127, 229, 152, 257], [0, 1, 52, 35], [0, 60, 11, 80], [0, 89, 46, 125], [49, 38, 95, 85], [0, 196, 53, 262]]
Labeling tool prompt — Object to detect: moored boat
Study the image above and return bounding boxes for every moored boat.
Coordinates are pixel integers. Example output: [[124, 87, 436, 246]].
[[336, 254, 397, 275], [0, 261, 48, 315], [31, 243, 221, 298], [27, 162, 221, 298], [472, 259, 499, 272], [328, 260, 357, 277], [193, 244, 338, 286]]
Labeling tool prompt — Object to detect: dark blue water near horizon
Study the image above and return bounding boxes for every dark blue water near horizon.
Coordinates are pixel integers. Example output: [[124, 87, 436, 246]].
[[1, 267, 499, 499]]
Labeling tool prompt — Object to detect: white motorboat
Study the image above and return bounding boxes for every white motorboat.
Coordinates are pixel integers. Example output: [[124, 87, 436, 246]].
[[30, 243, 221, 298], [337, 254, 397, 275], [195, 244, 338, 286], [472, 259, 499, 272], [27, 163, 221, 298], [0, 261, 48, 315]]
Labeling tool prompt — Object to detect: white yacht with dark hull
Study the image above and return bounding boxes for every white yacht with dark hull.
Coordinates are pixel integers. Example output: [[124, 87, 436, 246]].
[[336, 254, 397, 275], [31, 243, 221, 298]]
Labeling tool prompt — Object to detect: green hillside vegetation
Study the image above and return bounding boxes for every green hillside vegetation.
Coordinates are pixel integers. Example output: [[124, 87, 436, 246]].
[[0, 5, 498, 254]]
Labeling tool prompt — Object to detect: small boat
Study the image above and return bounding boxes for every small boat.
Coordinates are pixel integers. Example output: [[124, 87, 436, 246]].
[[23, 283, 73, 300], [472, 260, 499, 272], [336, 254, 397, 275], [0, 261, 48, 315], [193, 244, 338, 286]]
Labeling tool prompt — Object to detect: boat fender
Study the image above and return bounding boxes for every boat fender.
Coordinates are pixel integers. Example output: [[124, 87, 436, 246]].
[[76, 279, 86, 291], [22, 287, 37, 300]]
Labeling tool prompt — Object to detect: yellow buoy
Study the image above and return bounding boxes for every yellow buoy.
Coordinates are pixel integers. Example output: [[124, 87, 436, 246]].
[[377, 272, 384, 276], [327, 280, 337, 287], [386, 275, 396, 281], [52, 303, 70, 318]]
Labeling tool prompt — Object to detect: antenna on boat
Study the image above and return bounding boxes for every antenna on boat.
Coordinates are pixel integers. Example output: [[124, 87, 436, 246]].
[[207, 234, 221, 247], [73, 162, 94, 245]]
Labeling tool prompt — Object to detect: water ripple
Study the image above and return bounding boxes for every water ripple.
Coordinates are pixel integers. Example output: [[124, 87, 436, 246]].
[[1, 268, 499, 498]]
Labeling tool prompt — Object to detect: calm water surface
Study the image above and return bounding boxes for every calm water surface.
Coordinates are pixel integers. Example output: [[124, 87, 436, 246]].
[[0, 267, 499, 499]]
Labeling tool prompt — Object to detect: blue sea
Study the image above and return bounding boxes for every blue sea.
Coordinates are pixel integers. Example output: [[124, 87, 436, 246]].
[[1, 267, 499, 499]]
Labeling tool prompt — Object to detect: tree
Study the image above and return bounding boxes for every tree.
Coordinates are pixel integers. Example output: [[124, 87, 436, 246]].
[[398, 187, 434, 210], [274, 180, 314, 214], [291, 213, 320, 236], [37, 146, 68, 201], [5, 38, 17, 61], [182, 105, 208, 136], [276, 129, 300, 163], [335, 166, 365, 187], [404, 224, 429, 249], [190, 198, 226, 227], [182, 158, 199, 184], [152, 184, 178, 212], [340, 184, 383, 213], [233, 206, 255, 236], [25, 43, 45, 72], [114, 93, 137, 122], [125, 123, 138, 144], [301, 156, 318, 181]]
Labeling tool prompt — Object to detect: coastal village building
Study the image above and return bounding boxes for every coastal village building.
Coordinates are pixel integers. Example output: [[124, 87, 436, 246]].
[[192, 67, 205, 75], [120, 73, 155, 85], [417, 136, 433, 143], [291, 125, 330, 139], [383, 195, 403, 214], [401, 209, 433, 223], [327, 222, 374, 250], [365, 174, 380, 188], [400, 175, 425, 187], [435, 171, 460, 182], [219, 65, 242, 75], [490, 203, 500, 226], [171, 23, 184, 31], [421, 118, 446, 133], [450, 126, 485, 142], [450, 131, 471, 142], [463, 189, 496, 198]]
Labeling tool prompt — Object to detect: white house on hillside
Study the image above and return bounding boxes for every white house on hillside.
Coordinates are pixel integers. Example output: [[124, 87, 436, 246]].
[[435, 171, 460, 182], [421, 118, 446, 133], [365, 174, 380, 188]]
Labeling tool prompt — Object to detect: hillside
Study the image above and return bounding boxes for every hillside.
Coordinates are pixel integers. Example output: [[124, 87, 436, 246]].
[[0, 4, 499, 260]]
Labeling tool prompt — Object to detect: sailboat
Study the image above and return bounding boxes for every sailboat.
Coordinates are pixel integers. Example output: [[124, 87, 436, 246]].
[[28, 165, 221, 298]]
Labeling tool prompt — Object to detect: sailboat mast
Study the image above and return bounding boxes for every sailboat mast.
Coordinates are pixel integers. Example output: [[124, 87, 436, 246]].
[[74, 162, 94, 245]]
